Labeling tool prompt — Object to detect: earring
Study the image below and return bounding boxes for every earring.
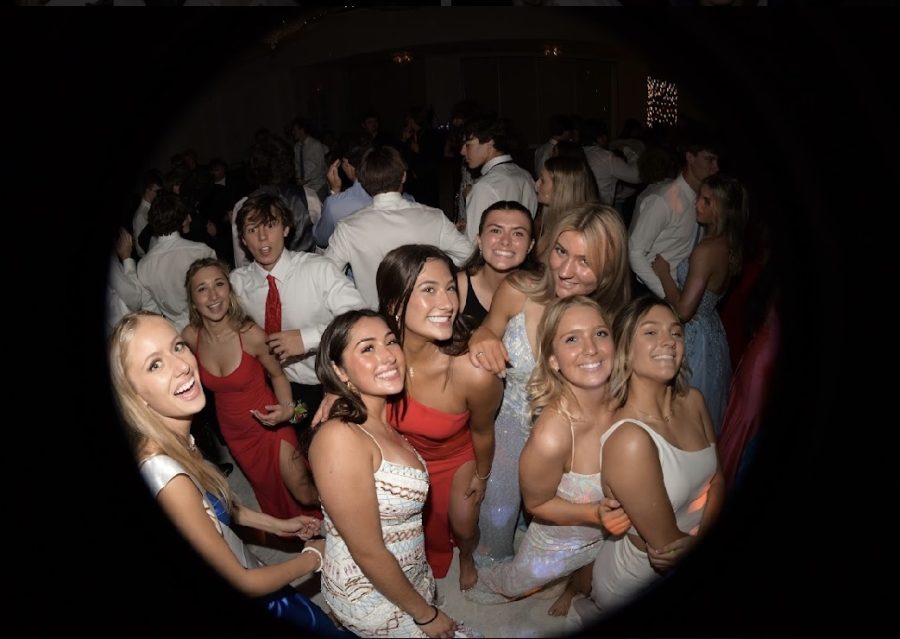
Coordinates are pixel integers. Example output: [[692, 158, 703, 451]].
[[345, 379, 358, 394]]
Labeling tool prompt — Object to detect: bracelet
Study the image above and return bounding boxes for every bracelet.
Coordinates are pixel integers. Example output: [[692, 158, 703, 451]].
[[301, 546, 323, 573], [412, 605, 439, 626], [288, 400, 308, 425], [474, 468, 491, 481]]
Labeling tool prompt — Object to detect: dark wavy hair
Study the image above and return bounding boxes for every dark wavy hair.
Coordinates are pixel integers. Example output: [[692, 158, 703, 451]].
[[303, 309, 397, 457], [376, 244, 471, 356]]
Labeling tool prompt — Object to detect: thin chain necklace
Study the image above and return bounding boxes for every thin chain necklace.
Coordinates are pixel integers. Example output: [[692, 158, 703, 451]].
[[626, 403, 672, 423]]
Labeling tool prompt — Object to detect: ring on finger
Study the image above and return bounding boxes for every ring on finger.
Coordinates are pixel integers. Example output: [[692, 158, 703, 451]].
[[476, 351, 485, 357]]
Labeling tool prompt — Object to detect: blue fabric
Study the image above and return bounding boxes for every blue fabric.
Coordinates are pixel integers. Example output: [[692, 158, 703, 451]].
[[206, 494, 354, 636], [259, 586, 356, 637], [676, 259, 731, 433], [205, 491, 231, 526]]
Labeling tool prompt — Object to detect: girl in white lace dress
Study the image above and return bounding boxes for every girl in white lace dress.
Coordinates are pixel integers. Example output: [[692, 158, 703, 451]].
[[308, 310, 465, 638]]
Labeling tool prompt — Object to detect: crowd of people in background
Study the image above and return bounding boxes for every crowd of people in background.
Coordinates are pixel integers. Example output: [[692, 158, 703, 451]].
[[108, 102, 776, 637]]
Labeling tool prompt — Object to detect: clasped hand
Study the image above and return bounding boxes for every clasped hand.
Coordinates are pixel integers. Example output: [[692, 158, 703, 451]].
[[266, 330, 304, 364], [275, 515, 322, 540], [250, 403, 293, 427], [597, 497, 631, 536]]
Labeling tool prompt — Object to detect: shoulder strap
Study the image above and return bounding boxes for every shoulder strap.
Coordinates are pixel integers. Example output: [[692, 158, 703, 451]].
[[355, 424, 385, 464]]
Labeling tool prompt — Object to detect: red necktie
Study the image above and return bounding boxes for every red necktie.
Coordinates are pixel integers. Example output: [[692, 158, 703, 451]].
[[265, 274, 282, 335]]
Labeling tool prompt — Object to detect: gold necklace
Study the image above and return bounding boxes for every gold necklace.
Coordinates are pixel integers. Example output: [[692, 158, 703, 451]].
[[627, 403, 672, 423]]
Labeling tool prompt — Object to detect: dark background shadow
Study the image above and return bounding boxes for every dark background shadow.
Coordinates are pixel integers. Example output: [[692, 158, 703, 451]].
[[22, 7, 892, 636]]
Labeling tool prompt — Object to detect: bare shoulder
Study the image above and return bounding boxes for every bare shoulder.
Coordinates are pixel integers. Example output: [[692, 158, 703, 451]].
[[240, 321, 267, 348], [682, 387, 706, 415], [604, 419, 657, 458], [182, 325, 198, 350], [453, 352, 499, 385], [310, 419, 362, 451], [528, 408, 572, 455]]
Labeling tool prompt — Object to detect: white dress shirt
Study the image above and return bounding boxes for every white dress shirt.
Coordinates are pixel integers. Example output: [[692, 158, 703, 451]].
[[230, 188, 322, 267], [583, 144, 641, 207], [109, 255, 160, 314], [136, 232, 216, 332], [132, 198, 152, 257], [627, 173, 698, 298], [229, 249, 366, 385], [464, 154, 538, 241], [324, 192, 474, 310]]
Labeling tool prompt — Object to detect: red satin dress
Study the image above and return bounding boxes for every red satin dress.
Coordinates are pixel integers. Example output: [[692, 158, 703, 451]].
[[198, 334, 321, 520], [717, 304, 780, 489], [390, 394, 473, 578]]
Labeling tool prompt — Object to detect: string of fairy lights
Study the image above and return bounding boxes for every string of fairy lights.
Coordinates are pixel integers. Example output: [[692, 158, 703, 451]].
[[646, 76, 678, 127]]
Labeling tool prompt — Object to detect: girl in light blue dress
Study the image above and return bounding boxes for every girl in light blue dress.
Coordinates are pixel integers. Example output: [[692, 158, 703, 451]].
[[651, 174, 749, 433]]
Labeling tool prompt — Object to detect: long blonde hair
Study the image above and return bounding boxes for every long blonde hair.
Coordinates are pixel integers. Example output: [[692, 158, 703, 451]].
[[528, 296, 612, 423], [537, 155, 600, 256], [509, 202, 630, 317], [108, 311, 234, 511], [701, 174, 749, 277]]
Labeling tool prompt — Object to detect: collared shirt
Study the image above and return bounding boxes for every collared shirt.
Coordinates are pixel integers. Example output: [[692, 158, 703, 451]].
[[314, 181, 416, 249], [136, 232, 216, 332], [464, 154, 538, 241], [324, 192, 474, 310], [230, 249, 366, 385], [627, 173, 698, 298], [109, 255, 159, 314], [583, 144, 641, 207]]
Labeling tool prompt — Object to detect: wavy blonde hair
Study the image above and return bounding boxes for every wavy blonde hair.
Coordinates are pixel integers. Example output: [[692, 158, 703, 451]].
[[528, 295, 612, 424], [536, 155, 600, 256], [700, 174, 749, 277], [108, 311, 234, 511], [509, 202, 630, 317]]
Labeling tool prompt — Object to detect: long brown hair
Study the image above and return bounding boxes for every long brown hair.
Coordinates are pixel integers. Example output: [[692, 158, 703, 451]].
[[377, 244, 471, 356], [609, 296, 690, 408]]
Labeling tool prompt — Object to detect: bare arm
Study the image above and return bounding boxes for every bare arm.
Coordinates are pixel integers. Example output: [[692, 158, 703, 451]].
[[156, 475, 319, 597], [648, 391, 724, 570], [602, 423, 686, 550], [244, 324, 294, 425], [467, 278, 527, 374], [460, 360, 503, 503], [310, 421, 456, 634], [520, 411, 603, 526], [653, 245, 714, 322], [233, 505, 321, 540], [693, 388, 724, 535]]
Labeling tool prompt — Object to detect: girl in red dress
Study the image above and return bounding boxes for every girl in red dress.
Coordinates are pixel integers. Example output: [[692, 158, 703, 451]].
[[183, 257, 319, 520], [377, 245, 503, 592]]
